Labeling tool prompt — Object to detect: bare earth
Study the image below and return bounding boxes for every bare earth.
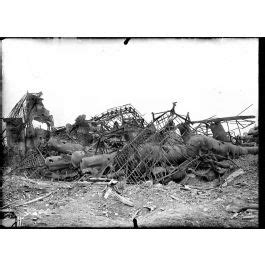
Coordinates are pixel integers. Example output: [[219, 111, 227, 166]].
[[1, 154, 258, 228]]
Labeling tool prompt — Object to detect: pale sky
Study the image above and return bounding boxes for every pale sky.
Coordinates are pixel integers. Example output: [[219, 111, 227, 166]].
[[2, 38, 258, 130]]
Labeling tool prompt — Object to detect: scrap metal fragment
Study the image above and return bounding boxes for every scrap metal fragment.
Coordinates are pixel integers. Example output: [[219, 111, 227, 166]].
[[102, 179, 133, 207]]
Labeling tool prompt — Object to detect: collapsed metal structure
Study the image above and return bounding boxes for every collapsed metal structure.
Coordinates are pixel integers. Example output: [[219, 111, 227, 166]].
[[90, 104, 148, 154], [112, 104, 199, 184], [91, 104, 148, 131], [190, 115, 256, 144], [2, 92, 258, 185]]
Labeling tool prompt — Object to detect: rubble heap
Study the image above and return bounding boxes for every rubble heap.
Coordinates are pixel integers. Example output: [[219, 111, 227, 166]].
[[1, 92, 259, 227], [2, 92, 258, 187]]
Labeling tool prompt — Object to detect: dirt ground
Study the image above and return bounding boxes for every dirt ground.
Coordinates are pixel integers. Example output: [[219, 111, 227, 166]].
[[1, 154, 259, 228]]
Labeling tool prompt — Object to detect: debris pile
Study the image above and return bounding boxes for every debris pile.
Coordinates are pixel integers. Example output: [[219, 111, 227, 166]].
[[1, 92, 259, 226], [2, 92, 258, 185]]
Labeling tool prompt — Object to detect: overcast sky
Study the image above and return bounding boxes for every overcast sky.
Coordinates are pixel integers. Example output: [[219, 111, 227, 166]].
[[2, 38, 258, 129]]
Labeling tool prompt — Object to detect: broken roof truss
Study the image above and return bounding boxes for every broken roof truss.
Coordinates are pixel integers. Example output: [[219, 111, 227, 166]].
[[90, 104, 148, 132], [190, 115, 256, 143], [90, 104, 148, 154]]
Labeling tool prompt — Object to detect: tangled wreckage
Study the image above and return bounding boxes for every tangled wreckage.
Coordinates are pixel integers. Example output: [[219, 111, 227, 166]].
[[1, 92, 259, 226]]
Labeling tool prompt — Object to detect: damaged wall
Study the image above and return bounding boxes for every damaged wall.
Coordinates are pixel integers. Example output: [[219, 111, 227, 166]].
[[3, 92, 53, 154]]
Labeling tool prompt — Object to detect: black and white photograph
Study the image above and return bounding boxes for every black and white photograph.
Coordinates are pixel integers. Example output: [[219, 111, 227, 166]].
[[0, 38, 259, 228]]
